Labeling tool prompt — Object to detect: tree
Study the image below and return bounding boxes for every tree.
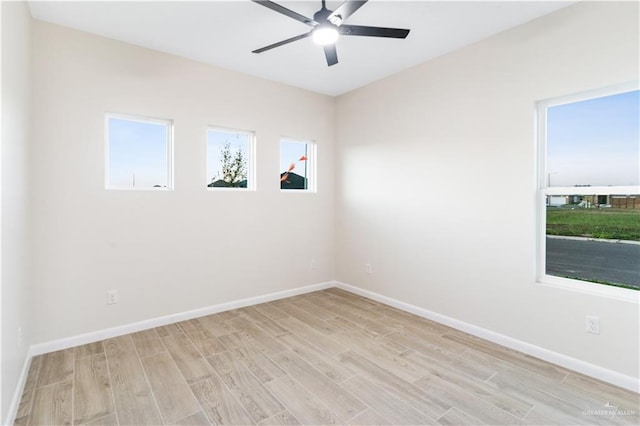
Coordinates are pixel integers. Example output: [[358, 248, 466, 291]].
[[218, 142, 247, 187]]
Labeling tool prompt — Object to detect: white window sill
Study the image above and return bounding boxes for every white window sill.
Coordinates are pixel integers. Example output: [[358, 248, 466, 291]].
[[538, 275, 639, 303]]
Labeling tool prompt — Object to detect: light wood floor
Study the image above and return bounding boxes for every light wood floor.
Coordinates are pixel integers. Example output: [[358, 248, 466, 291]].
[[15, 288, 640, 425]]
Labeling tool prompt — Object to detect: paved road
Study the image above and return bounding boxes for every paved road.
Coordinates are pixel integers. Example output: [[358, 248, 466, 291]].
[[546, 237, 640, 288]]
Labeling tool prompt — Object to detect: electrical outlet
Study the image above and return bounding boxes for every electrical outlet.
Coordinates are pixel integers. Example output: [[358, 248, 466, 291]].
[[365, 263, 372, 274], [310, 259, 317, 270], [107, 289, 118, 305], [586, 316, 600, 334]]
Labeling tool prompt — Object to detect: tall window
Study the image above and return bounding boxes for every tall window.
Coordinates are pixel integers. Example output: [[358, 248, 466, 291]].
[[106, 114, 173, 190], [280, 138, 315, 191], [207, 127, 255, 190], [537, 85, 639, 293]]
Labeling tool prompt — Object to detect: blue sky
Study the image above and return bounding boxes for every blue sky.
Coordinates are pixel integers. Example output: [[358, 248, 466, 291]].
[[280, 139, 309, 180], [109, 119, 311, 188], [546, 90, 639, 187], [108, 117, 168, 188]]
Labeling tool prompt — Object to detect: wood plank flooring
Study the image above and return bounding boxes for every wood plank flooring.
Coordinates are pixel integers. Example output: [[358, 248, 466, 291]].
[[15, 288, 640, 425]]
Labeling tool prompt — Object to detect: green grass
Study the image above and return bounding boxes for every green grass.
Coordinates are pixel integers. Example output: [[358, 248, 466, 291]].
[[559, 275, 639, 290], [546, 208, 640, 241]]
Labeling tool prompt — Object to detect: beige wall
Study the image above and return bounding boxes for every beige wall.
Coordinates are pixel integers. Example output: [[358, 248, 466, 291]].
[[1, 0, 33, 420], [335, 1, 639, 379], [30, 20, 336, 343]]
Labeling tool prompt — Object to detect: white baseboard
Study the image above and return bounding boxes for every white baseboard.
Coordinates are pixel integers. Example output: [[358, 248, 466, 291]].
[[30, 281, 334, 356], [335, 281, 640, 393], [4, 347, 35, 426], [8, 278, 637, 426], [6, 281, 333, 425]]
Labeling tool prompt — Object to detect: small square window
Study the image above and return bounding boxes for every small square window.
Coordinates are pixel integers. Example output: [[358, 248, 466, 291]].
[[207, 128, 255, 190], [280, 138, 315, 191], [106, 114, 172, 190]]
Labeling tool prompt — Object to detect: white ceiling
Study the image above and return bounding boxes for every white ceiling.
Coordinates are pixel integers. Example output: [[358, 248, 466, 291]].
[[28, 1, 575, 96]]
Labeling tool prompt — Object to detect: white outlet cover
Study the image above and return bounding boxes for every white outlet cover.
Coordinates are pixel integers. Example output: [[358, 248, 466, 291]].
[[107, 290, 118, 304], [586, 316, 601, 334]]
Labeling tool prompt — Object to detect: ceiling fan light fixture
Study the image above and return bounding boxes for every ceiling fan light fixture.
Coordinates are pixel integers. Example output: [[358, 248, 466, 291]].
[[312, 25, 339, 45]]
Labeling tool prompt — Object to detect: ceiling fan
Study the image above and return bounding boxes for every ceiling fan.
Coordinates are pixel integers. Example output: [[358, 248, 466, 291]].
[[251, 0, 410, 66]]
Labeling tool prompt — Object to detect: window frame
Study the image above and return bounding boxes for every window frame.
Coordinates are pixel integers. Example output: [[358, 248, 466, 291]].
[[536, 82, 639, 302], [279, 137, 317, 193], [206, 126, 256, 191], [105, 113, 174, 191]]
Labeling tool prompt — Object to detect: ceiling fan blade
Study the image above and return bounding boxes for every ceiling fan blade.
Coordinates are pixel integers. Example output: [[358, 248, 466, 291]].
[[252, 32, 311, 54], [329, 0, 368, 22], [323, 44, 338, 66], [340, 24, 410, 39], [251, 0, 317, 27]]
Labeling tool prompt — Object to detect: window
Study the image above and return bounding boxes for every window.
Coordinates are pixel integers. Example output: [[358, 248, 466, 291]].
[[207, 127, 255, 190], [537, 85, 639, 294], [106, 114, 173, 190], [280, 138, 315, 191]]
